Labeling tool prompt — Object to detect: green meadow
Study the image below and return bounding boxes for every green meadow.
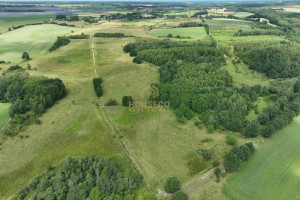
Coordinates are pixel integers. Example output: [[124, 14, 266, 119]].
[[0, 104, 10, 131], [147, 27, 207, 39], [223, 116, 300, 200], [0, 24, 80, 63], [206, 19, 251, 28], [0, 15, 54, 33]]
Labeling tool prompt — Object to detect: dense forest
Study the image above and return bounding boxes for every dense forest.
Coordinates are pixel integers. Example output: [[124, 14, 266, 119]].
[[0, 66, 66, 136], [234, 42, 300, 78], [12, 156, 143, 200]]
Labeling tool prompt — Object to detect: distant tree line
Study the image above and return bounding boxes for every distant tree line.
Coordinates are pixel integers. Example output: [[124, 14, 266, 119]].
[[68, 35, 90, 39], [12, 156, 143, 200], [234, 29, 285, 37], [94, 33, 126, 38]]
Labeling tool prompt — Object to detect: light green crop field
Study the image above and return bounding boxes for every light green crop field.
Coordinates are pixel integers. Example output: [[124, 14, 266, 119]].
[[0, 15, 54, 33], [206, 19, 251, 28], [223, 116, 300, 200], [147, 27, 207, 39], [0, 39, 128, 199], [234, 12, 254, 18], [0, 24, 80, 63], [164, 11, 199, 16], [0, 104, 10, 131]]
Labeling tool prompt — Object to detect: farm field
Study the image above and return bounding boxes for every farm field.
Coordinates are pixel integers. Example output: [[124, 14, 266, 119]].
[[0, 104, 10, 131], [223, 116, 300, 200], [206, 19, 251, 28], [0, 24, 80, 63], [147, 27, 207, 38], [0, 15, 54, 33], [234, 12, 254, 18]]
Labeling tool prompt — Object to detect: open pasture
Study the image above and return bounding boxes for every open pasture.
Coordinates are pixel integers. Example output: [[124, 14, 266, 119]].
[[0, 24, 80, 63], [223, 116, 300, 200], [0, 104, 10, 132], [147, 27, 207, 39]]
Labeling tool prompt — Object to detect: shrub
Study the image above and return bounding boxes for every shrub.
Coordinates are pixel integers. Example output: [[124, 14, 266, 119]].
[[133, 56, 142, 64], [164, 177, 181, 193], [214, 167, 222, 179], [226, 135, 237, 146], [93, 77, 103, 97], [207, 125, 214, 133], [258, 112, 269, 125], [245, 142, 255, 154], [22, 52, 30, 60], [171, 191, 188, 200], [105, 99, 117, 106], [262, 125, 275, 138], [212, 160, 220, 167], [243, 120, 260, 138], [224, 151, 241, 173], [122, 96, 133, 107], [201, 149, 212, 161]]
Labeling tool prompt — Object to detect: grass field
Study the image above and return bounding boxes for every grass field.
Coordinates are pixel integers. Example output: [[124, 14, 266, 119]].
[[0, 24, 80, 63], [0, 39, 128, 199], [0, 104, 10, 132], [206, 19, 251, 28], [223, 116, 300, 200], [234, 12, 254, 18], [0, 15, 54, 33], [147, 27, 207, 39]]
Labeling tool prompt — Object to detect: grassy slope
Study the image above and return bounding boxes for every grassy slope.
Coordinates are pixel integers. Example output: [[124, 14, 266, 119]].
[[0, 24, 80, 63], [147, 27, 207, 39], [223, 116, 300, 200], [0, 104, 10, 131], [0, 39, 127, 199]]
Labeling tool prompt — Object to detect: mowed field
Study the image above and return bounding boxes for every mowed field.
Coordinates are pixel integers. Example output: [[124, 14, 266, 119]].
[[0, 24, 80, 63], [147, 27, 207, 39], [0, 104, 10, 131], [0, 39, 128, 199], [223, 116, 300, 200]]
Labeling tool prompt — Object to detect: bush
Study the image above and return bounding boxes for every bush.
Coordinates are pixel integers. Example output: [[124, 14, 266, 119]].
[[262, 125, 276, 138], [93, 77, 103, 97], [245, 142, 255, 154], [94, 33, 125, 37], [201, 149, 212, 161], [171, 191, 188, 200], [224, 151, 241, 173], [122, 96, 133, 107], [207, 125, 214, 133], [133, 56, 142, 64], [164, 177, 181, 193], [214, 167, 222, 179], [226, 135, 237, 146], [212, 160, 220, 167], [105, 99, 117, 106], [22, 52, 30, 60], [243, 120, 260, 138]]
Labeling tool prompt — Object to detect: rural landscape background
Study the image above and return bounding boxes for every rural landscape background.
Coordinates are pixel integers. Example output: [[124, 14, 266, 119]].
[[0, 1, 300, 199]]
